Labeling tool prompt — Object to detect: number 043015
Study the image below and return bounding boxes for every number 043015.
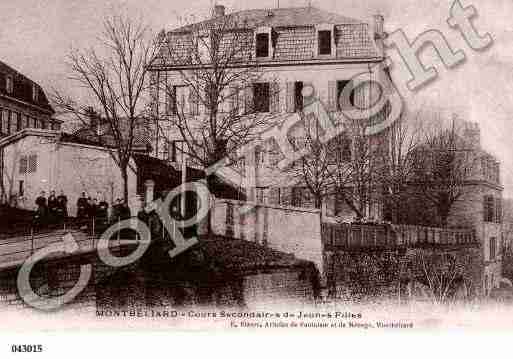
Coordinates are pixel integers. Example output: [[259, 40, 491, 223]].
[[11, 344, 43, 353]]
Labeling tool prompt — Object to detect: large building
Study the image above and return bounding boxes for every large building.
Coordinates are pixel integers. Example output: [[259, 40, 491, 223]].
[[0, 60, 62, 136], [147, 5, 393, 219], [446, 121, 503, 295]]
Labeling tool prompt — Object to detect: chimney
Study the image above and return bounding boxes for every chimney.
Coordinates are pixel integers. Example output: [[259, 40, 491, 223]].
[[373, 14, 384, 37], [212, 5, 225, 18], [461, 119, 481, 150]]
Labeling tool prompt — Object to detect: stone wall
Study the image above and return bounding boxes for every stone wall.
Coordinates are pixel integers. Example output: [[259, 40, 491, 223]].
[[212, 199, 324, 277]]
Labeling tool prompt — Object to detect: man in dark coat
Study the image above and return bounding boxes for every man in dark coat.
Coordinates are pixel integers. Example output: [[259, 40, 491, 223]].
[[34, 191, 47, 227], [47, 190, 58, 224], [56, 190, 68, 221], [96, 198, 109, 225], [110, 198, 122, 223], [119, 201, 131, 220], [76, 192, 89, 220]]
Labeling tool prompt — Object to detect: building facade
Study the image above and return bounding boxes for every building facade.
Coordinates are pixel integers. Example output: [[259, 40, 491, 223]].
[[445, 121, 503, 295], [147, 5, 394, 220], [0, 60, 62, 137], [0, 129, 138, 216]]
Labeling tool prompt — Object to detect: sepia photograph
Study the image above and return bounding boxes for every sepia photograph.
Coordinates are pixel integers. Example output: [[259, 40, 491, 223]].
[[1, 0, 513, 355]]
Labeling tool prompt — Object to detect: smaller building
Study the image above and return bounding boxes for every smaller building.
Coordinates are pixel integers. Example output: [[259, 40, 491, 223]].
[[0, 129, 138, 216], [0, 60, 62, 136]]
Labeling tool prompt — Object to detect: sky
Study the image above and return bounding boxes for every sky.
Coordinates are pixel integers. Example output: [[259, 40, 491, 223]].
[[1, 0, 513, 194]]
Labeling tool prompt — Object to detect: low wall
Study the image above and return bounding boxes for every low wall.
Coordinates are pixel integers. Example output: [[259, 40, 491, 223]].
[[212, 199, 324, 278]]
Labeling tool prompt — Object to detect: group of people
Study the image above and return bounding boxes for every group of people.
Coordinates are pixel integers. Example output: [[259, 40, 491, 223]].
[[34, 190, 131, 228], [34, 190, 68, 226], [76, 192, 131, 225]]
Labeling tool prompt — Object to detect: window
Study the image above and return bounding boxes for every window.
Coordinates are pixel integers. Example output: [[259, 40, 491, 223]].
[[189, 88, 200, 115], [256, 188, 267, 204], [19, 156, 28, 174], [32, 84, 39, 102], [170, 140, 187, 163], [495, 197, 502, 223], [6, 75, 13, 94], [9, 111, 16, 134], [2, 109, 9, 135], [291, 186, 302, 207], [197, 36, 210, 62], [28, 154, 37, 173], [337, 80, 355, 110], [294, 82, 304, 112], [41, 120, 47, 130], [483, 195, 492, 222], [18, 180, 24, 197], [253, 83, 270, 113], [256, 33, 270, 58], [490, 237, 497, 260], [16, 113, 22, 131], [318, 30, 332, 55]]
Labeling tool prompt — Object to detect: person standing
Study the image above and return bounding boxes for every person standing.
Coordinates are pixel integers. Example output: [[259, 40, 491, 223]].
[[34, 191, 47, 228], [76, 192, 89, 220], [97, 197, 109, 225], [56, 190, 68, 221], [110, 198, 122, 223], [47, 190, 58, 225], [89, 198, 98, 219]]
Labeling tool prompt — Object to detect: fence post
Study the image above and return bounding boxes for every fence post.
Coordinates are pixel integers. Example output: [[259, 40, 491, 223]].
[[30, 226, 34, 255]]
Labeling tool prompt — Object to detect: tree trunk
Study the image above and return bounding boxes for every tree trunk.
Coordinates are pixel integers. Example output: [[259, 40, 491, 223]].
[[205, 174, 217, 238], [121, 165, 129, 205]]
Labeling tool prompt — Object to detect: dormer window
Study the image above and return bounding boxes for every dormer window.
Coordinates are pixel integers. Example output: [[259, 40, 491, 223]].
[[256, 33, 269, 58], [316, 24, 335, 57], [318, 31, 332, 55], [6, 75, 13, 94], [255, 27, 273, 59], [32, 84, 39, 102]]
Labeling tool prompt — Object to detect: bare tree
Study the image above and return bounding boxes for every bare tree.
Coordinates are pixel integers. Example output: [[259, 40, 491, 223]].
[[378, 111, 425, 224], [287, 117, 346, 210], [52, 13, 158, 204], [409, 252, 466, 304], [154, 14, 277, 193], [332, 114, 385, 221], [410, 118, 477, 227]]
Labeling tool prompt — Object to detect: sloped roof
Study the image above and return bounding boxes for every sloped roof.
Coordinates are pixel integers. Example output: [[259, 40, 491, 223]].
[[63, 120, 152, 152], [172, 6, 363, 33], [0, 60, 54, 113], [132, 153, 246, 200]]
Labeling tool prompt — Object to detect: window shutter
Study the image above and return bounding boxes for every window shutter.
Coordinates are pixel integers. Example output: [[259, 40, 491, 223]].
[[286, 82, 295, 113], [496, 197, 502, 223], [166, 85, 176, 115], [28, 154, 37, 173], [270, 82, 280, 113], [483, 195, 487, 222], [189, 88, 199, 115], [244, 85, 253, 113], [328, 80, 337, 111], [19, 156, 27, 174], [228, 86, 238, 114]]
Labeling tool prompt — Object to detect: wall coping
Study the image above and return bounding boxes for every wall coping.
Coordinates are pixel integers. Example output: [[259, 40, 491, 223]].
[[215, 198, 321, 214]]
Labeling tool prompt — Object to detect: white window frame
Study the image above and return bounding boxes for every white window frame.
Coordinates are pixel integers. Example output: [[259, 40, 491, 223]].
[[5, 75, 13, 94], [254, 26, 273, 60], [315, 24, 335, 58], [32, 84, 39, 102]]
